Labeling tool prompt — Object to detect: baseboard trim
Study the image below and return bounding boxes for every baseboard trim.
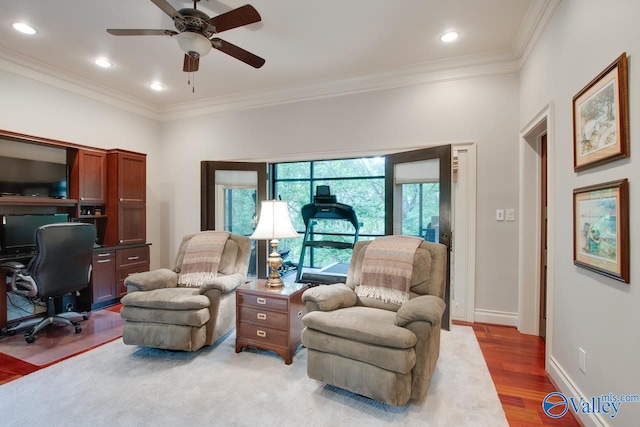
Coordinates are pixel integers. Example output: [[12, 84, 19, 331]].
[[548, 355, 607, 427], [473, 309, 518, 326]]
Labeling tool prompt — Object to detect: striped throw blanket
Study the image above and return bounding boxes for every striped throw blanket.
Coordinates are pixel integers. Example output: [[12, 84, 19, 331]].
[[357, 235, 423, 305], [178, 231, 231, 287]]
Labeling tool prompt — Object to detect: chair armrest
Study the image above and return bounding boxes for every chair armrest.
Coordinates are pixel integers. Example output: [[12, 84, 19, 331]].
[[395, 295, 445, 327], [302, 283, 357, 312], [1, 261, 26, 273], [124, 268, 178, 293], [198, 274, 245, 294]]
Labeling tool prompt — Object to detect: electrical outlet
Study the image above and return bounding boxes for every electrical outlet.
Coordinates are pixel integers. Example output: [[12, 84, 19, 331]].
[[579, 347, 586, 373], [506, 208, 515, 221], [496, 209, 504, 221]]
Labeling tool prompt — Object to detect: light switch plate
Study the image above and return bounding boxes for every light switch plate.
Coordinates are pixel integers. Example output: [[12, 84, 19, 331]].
[[506, 208, 515, 221], [496, 209, 504, 221]]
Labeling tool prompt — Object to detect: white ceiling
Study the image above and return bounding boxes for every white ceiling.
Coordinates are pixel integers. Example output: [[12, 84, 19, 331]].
[[0, 0, 552, 116]]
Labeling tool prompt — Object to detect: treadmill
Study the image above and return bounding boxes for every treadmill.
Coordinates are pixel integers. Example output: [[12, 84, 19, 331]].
[[295, 186, 360, 284]]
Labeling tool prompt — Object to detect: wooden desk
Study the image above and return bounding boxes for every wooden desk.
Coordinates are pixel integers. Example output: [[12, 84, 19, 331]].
[[235, 280, 308, 365]]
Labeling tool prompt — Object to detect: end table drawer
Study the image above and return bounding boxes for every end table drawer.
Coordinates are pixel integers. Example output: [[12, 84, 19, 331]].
[[237, 323, 288, 347], [238, 293, 288, 312], [238, 306, 288, 329]]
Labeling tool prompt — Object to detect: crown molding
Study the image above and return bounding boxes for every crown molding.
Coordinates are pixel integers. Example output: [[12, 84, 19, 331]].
[[516, 0, 562, 68], [0, 47, 162, 120]]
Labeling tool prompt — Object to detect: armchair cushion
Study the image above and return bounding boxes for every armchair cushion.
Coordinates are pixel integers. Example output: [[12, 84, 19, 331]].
[[301, 283, 357, 312], [125, 268, 178, 293], [395, 295, 446, 327], [121, 287, 210, 311], [198, 273, 246, 294], [302, 306, 417, 349]]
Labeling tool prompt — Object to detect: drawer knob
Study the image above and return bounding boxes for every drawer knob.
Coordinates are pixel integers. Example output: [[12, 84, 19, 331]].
[[256, 330, 267, 338], [257, 313, 267, 320], [256, 297, 266, 305], [97, 259, 111, 264], [127, 256, 140, 261]]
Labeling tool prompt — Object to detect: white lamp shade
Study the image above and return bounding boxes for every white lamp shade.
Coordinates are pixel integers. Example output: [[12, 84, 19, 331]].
[[177, 31, 212, 57], [250, 200, 299, 240]]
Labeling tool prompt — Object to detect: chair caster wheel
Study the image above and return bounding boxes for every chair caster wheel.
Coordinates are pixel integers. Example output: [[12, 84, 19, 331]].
[[25, 335, 35, 344], [75, 326, 82, 334], [83, 315, 89, 320]]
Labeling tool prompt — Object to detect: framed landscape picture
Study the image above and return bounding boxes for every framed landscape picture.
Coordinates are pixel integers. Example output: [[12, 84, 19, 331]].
[[573, 53, 629, 171], [573, 179, 629, 283]]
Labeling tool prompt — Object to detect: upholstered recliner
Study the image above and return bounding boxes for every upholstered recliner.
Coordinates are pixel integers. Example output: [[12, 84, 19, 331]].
[[301, 237, 447, 406], [120, 232, 250, 351]]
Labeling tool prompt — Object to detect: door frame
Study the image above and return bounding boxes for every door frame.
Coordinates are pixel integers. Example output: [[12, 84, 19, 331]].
[[201, 161, 269, 278], [385, 144, 452, 330], [519, 103, 555, 367]]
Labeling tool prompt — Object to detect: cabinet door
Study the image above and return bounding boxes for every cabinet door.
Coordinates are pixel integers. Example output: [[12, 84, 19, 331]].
[[91, 251, 116, 304], [118, 203, 146, 245], [118, 153, 146, 202], [68, 149, 107, 203], [79, 151, 106, 202]]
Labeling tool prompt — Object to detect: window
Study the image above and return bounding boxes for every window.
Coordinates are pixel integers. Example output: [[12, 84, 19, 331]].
[[272, 157, 385, 271]]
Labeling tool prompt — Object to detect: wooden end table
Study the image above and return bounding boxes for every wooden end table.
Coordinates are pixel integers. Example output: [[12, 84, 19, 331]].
[[235, 280, 308, 365]]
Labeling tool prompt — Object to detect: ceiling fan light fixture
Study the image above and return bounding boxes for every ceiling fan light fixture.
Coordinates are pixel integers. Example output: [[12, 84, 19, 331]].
[[440, 31, 459, 43], [177, 31, 212, 57], [12, 22, 37, 35]]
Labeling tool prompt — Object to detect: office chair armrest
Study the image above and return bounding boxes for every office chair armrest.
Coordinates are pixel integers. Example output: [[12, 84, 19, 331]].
[[302, 283, 357, 312], [198, 274, 245, 294], [124, 268, 178, 293], [1, 261, 26, 273], [395, 295, 445, 327]]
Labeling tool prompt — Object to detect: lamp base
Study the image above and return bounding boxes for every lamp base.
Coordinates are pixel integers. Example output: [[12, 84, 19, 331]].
[[266, 239, 284, 287]]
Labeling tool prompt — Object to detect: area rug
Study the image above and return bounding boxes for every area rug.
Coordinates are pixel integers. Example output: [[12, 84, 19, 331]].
[[0, 309, 123, 366], [0, 325, 507, 427]]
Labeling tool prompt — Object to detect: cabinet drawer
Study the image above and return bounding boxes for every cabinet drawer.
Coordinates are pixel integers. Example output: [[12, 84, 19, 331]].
[[238, 306, 288, 329], [237, 293, 288, 312], [237, 323, 288, 347], [117, 264, 150, 282], [116, 246, 149, 268]]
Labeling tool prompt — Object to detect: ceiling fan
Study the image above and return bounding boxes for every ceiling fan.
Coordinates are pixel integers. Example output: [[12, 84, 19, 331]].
[[107, 0, 265, 73]]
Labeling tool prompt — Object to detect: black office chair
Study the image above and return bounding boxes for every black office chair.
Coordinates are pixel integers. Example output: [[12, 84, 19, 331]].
[[2, 222, 96, 343]]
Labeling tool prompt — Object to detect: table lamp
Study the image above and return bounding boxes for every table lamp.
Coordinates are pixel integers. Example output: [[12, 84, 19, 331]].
[[250, 200, 299, 287]]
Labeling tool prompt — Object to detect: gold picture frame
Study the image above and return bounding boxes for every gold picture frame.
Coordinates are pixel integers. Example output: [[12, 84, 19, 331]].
[[573, 179, 629, 283], [573, 53, 629, 171]]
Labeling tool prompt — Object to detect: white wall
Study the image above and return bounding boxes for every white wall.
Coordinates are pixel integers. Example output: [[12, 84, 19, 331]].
[[520, 1, 640, 425], [0, 69, 163, 270], [160, 73, 521, 320]]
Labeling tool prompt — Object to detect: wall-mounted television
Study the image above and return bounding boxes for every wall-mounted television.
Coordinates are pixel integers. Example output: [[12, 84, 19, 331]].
[[0, 156, 68, 198], [0, 213, 69, 255]]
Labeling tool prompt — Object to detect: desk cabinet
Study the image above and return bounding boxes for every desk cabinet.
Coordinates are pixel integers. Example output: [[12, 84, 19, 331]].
[[235, 281, 307, 365]]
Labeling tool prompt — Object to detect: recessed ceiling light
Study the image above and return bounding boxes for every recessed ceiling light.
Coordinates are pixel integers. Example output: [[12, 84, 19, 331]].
[[440, 31, 459, 43], [149, 82, 165, 91], [94, 58, 113, 68], [12, 22, 37, 35]]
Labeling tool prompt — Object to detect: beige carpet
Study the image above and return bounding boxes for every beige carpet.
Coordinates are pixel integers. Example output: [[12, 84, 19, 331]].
[[0, 309, 123, 366], [0, 325, 507, 426]]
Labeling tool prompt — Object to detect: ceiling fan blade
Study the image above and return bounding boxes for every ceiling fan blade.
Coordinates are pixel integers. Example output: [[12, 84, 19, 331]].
[[212, 38, 265, 68], [150, 0, 183, 19], [183, 54, 200, 72], [208, 4, 261, 33], [107, 29, 178, 36]]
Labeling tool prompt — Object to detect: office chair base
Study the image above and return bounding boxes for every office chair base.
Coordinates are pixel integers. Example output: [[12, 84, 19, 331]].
[[6, 311, 88, 343]]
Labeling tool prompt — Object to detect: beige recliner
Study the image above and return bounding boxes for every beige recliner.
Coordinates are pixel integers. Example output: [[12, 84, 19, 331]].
[[120, 233, 251, 351], [301, 238, 447, 406]]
